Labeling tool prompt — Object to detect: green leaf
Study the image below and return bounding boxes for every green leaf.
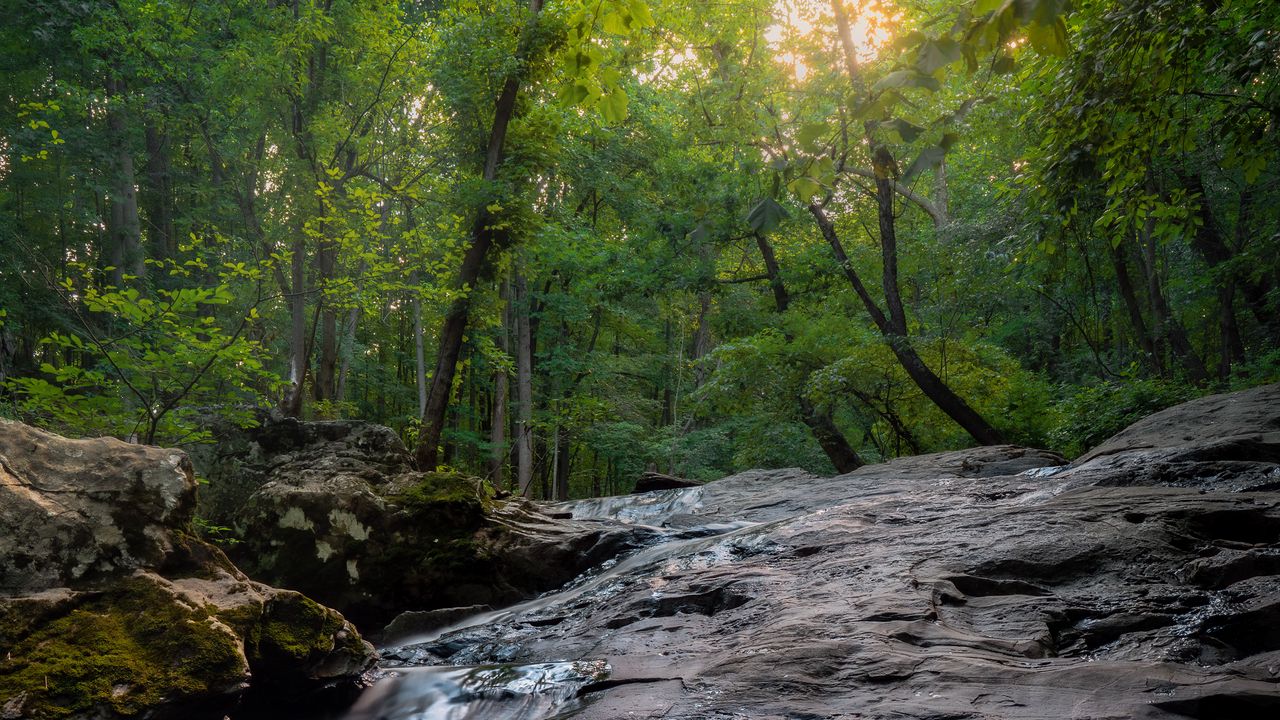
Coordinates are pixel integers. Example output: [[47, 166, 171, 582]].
[[1016, 0, 1069, 27], [853, 92, 898, 120], [558, 81, 592, 106], [878, 118, 925, 143], [903, 145, 948, 182], [598, 86, 628, 123], [788, 176, 822, 203], [797, 122, 828, 151], [1026, 17, 1069, 56], [601, 11, 629, 35], [916, 37, 962, 73], [747, 198, 789, 234], [627, 0, 655, 28], [872, 70, 941, 93]]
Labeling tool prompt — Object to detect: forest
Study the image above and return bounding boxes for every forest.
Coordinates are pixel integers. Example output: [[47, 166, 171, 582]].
[[1, 0, 1277, 500]]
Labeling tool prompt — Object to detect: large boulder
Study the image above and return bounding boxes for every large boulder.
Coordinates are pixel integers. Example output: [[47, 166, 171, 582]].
[[370, 384, 1280, 720], [223, 418, 656, 629], [0, 420, 375, 720]]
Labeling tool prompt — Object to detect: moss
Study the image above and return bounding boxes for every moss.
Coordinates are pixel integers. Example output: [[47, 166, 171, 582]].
[[388, 472, 488, 530], [0, 577, 245, 719], [256, 595, 341, 663], [218, 593, 370, 693], [231, 592, 365, 689], [0, 595, 74, 649]]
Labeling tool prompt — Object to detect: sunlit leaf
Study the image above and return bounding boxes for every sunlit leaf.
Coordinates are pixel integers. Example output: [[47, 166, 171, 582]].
[[599, 86, 628, 123], [788, 176, 823, 203]]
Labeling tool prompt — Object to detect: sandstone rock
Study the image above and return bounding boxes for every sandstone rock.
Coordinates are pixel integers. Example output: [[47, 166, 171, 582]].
[[0, 420, 375, 720], [371, 384, 1280, 720], [224, 419, 657, 628]]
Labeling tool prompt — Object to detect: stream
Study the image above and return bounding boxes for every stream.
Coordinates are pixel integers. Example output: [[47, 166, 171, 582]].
[[336, 486, 765, 720]]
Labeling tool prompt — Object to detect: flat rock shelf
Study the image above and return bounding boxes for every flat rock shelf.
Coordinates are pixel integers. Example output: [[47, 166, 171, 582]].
[[356, 384, 1280, 720]]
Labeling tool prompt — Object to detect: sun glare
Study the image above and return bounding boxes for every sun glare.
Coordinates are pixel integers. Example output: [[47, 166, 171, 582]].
[[766, 0, 900, 82]]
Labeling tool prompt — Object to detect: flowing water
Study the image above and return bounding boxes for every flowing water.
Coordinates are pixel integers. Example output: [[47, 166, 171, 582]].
[[341, 489, 772, 720], [341, 661, 610, 720]]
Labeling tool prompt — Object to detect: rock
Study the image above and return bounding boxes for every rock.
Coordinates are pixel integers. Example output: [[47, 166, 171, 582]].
[[1065, 383, 1280, 492], [370, 384, 1280, 720], [0, 422, 193, 590], [632, 471, 701, 494], [381, 605, 492, 644], [223, 418, 657, 628], [0, 420, 375, 720]]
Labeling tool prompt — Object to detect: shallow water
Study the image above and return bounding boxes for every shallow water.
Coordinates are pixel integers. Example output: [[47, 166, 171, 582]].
[[346, 512, 766, 720], [341, 661, 609, 720]]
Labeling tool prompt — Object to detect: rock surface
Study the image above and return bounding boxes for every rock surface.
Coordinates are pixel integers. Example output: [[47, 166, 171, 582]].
[[224, 418, 657, 628], [632, 472, 702, 494], [370, 384, 1280, 720], [0, 420, 375, 720]]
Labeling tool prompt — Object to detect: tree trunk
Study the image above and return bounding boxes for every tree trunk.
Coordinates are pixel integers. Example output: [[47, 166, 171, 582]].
[[1219, 279, 1244, 379], [1181, 173, 1271, 328], [414, 0, 545, 470], [1137, 218, 1208, 384], [821, 0, 1003, 446], [490, 282, 511, 485], [553, 424, 570, 500], [515, 270, 534, 497], [754, 231, 863, 471], [142, 111, 174, 268], [797, 397, 863, 473], [314, 236, 339, 402], [105, 75, 141, 287], [754, 232, 790, 312], [689, 292, 713, 392], [1110, 241, 1162, 374], [280, 230, 308, 418], [933, 157, 949, 222], [809, 202, 1005, 445], [335, 304, 360, 403]]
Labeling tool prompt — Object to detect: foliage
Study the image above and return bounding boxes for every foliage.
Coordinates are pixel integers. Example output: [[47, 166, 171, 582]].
[[5, 248, 278, 444], [1049, 378, 1199, 458], [0, 0, 1276, 499]]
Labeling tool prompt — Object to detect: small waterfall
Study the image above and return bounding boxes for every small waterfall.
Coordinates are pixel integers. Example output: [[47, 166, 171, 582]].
[[346, 509, 771, 720], [342, 661, 609, 720]]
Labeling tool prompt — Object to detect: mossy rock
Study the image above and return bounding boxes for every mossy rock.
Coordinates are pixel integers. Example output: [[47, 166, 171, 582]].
[[387, 471, 490, 530], [231, 593, 361, 687], [0, 577, 246, 720]]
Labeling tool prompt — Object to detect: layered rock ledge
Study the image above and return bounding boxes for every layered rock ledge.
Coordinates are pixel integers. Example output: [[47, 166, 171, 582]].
[[371, 383, 1280, 719], [0, 421, 375, 720]]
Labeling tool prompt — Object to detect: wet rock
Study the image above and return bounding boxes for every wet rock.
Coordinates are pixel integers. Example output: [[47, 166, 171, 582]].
[[370, 384, 1280, 720], [0, 420, 375, 720], [381, 605, 492, 644], [1067, 384, 1280, 492], [223, 418, 658, 628], [632, 472, 701, 494]]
